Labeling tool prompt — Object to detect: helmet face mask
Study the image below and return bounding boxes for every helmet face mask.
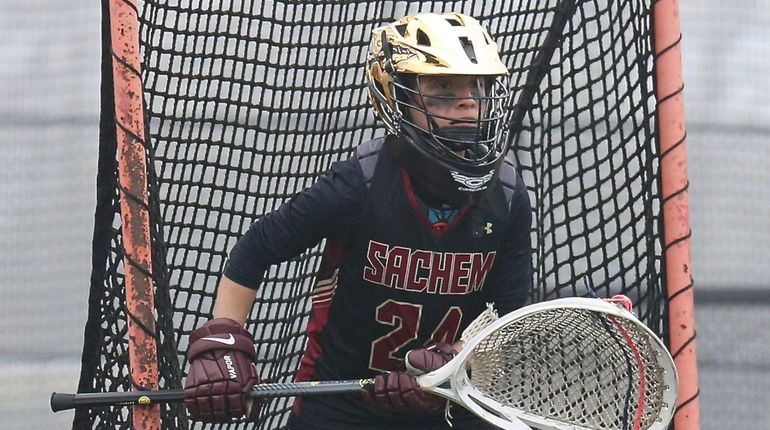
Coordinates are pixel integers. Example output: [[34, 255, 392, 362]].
[[395, 74, 510, 164], [366, 12, 512, 205]]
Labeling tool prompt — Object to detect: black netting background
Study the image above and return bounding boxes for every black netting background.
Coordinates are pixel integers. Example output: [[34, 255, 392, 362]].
[[76, 0, 664, 429]]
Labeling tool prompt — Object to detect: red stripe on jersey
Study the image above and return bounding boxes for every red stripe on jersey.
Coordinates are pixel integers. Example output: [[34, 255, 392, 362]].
[[292, 238, 345, 415]]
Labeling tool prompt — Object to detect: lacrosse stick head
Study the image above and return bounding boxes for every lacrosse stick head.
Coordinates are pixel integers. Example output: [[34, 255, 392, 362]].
[[420, 298, 678, 430]]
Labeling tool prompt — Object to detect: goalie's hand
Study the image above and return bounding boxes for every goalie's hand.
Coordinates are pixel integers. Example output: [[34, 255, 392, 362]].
[[362, 342, 456, 412], [405, 342, 457, 376], [184, 318, 260, 422]]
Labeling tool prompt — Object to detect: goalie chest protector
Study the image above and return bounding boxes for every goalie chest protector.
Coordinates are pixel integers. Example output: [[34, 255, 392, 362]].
[[301, 136, 518, 382]]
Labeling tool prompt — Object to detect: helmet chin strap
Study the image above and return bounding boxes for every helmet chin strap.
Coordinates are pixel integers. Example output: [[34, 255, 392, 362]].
[[395, 126, 467, 207], [433, 126, 489, 160], [395, 118, 501, 207]]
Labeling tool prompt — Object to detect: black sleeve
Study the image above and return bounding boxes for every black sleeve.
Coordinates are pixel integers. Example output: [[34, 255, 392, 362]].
[[223, 157, 367, 289], [484, 174, 534, 315]]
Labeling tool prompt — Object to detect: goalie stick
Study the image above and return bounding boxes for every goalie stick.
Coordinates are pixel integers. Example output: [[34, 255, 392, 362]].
[[417, 297, 678, 430], [52, 297, 677, 430]]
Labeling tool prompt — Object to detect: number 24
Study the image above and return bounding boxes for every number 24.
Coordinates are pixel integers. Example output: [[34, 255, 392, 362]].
[[369, 299, 462, 372]]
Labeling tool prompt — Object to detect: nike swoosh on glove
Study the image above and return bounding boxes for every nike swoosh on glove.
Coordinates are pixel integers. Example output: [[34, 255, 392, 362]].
[[184, 318, 260, 422], [361, 342, 457, 412]]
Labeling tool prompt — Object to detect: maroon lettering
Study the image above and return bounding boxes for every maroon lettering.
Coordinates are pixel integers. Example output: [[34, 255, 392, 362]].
[[450, 253, 472, 294], [363, 241, 388, 284], [432, 253, 454, 294], [362, 240, 496, 296], [469, 252, 496, 291], [383, 246, 410, 289], [405, 250, 431, 292]]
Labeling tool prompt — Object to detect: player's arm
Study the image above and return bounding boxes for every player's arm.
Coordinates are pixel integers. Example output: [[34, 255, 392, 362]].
[[222, 157, 367, 290], [184, 281, 259, 423], [183, 275, 259, 422], [184, 158, 367, 422], [484, 171, 534, 315], [212, 275, 257, 324]]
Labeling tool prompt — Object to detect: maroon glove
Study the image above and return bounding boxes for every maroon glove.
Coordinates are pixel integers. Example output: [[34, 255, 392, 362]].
[[184, 318, 260, 422], [362, 342, 457, 412], [405, 342, 456, 376]]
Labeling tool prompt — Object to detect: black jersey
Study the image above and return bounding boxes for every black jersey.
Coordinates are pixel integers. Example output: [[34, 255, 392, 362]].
[[224, 136, 532, 429]]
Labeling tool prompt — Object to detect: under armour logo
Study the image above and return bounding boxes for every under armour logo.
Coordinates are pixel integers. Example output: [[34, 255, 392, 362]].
[[484, 222, 493, 235]]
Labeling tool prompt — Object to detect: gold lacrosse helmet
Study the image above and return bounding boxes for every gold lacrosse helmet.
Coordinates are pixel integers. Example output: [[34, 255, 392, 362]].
[[366, 12, 512, 205]]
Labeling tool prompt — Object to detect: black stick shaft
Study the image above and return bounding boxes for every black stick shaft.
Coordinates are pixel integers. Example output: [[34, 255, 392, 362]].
[[51, 379, 374, 412], [249, 379, 374, 397], [50, 390, 184, 412]]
